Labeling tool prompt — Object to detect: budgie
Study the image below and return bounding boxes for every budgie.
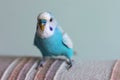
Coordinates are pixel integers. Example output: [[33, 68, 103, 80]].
[[34, 12, 74, 69]]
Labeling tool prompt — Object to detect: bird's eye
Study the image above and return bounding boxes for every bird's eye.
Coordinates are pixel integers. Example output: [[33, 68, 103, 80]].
[[50, 18, 53, 22], [49, 26, 53, 31]]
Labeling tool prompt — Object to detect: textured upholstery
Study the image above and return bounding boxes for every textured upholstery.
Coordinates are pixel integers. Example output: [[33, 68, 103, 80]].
[[0, 57, 119, 80]]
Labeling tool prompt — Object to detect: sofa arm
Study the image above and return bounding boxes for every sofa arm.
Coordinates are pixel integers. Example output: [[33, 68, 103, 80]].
[[0, 57, 119, 80]]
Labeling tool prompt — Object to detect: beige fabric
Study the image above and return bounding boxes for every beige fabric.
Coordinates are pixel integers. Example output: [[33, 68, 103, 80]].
[[110, 60, 120, 80], [8, 58, 29, 80], [54, 60, 115, 80], [1, 58, 21, 80], [0, 57, 118, 80]]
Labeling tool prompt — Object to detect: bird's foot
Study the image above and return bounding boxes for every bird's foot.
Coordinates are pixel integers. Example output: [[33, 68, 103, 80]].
[[36, 59, 45, 70], [66, 60, 74, 70], [66, 62, 72, 70]]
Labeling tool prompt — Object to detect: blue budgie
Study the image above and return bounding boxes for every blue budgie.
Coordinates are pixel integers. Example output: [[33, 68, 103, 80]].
[[34, 12, 74, 69]]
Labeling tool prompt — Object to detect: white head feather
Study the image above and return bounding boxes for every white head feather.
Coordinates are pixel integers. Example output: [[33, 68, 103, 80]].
[[37, 12, 73, 48], [37, 12, 57, 39]]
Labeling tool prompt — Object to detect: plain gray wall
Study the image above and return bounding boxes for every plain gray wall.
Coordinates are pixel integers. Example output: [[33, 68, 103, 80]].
[[0, 0, 120, 60]]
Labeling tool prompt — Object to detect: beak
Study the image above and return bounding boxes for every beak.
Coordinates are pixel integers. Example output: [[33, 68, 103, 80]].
[[40, 23, 45, 31], [38, 19, 47, 31]]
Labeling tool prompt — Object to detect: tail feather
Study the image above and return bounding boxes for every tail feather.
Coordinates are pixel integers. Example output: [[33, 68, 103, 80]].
[[74, 51, 77, 55]]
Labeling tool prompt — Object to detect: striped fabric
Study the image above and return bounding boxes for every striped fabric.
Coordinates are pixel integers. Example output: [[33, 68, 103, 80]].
[[8, 58, 29, 80], [0, 57, 119, 80], [17, 58, 36, 80], [110, 60, 120, 80]]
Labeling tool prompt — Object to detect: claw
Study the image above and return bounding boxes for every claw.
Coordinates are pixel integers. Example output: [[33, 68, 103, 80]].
[[67, 62, 72, 70], [36, 58, 45, 70], [66, 59, 73, 70], [38, 60, 45, 67]]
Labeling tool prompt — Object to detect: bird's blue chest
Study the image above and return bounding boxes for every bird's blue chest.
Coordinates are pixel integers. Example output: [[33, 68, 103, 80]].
[[38, 28, 64, 55], [42, 33, 62, 50]]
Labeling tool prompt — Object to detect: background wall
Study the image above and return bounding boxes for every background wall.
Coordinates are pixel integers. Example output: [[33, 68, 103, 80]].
[[0, 0, 120, 60]]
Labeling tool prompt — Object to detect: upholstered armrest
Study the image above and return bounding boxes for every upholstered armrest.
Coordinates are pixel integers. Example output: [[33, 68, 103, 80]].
[[0, 57, 119, 80]]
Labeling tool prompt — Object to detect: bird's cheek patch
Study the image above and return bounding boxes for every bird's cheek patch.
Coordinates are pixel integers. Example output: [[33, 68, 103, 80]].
[[49, 26, 53, 31]]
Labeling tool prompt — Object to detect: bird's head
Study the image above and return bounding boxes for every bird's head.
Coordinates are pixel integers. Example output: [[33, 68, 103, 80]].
[[37, 12, 57, 39]]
